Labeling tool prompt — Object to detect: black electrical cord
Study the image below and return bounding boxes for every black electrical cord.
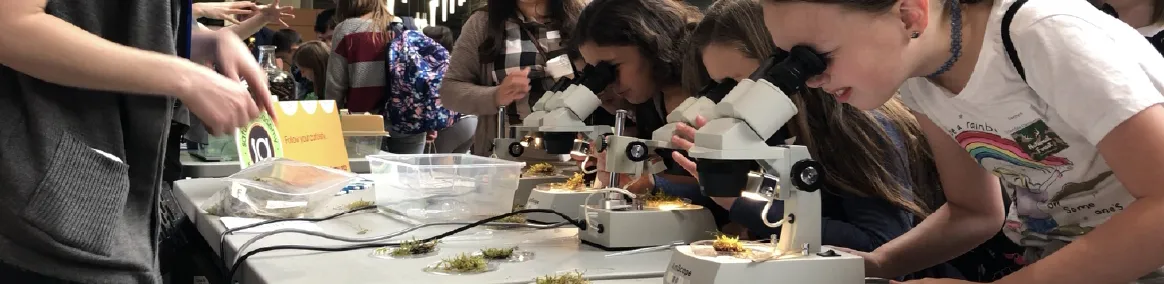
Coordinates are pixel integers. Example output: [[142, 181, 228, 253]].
[[217, 205, 378, 270], [225, 209, 584, 283]]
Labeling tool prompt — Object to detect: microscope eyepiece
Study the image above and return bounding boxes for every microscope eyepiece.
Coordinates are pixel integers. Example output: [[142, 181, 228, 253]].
[[550, 76, 575, 92], [770, 45, 828, 93], [581, 62, 618, 92], [697, 81, 718, 97], [753, 45, 828, 94], [701, 78, 739, 103]]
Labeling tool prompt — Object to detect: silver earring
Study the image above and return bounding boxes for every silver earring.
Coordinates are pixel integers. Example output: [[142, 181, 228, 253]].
[[910, 31, 920, 39]]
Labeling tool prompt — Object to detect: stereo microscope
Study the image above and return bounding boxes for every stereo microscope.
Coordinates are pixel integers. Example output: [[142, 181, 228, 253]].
[[645, 79, 736, 150], [492, 75, 588, 208], [575, 109, 717, 250], [491, 76, 576, 161], [664, 46, 864, 284], [524, 64, 618, 224]]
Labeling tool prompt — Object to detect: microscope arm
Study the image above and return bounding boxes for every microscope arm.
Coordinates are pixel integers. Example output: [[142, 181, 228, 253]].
[[689, 77, 827, 255]]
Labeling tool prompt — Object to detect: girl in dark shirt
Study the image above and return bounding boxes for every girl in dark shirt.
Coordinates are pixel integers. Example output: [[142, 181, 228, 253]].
[[570, 0, 704, 191]]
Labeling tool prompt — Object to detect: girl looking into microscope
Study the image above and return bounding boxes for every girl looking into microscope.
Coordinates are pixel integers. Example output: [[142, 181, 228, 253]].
[[761, 0, 1164, 283], [670, 0, 1024, 280], [667, 0, 966, 279], [569, 0, 704, 191]]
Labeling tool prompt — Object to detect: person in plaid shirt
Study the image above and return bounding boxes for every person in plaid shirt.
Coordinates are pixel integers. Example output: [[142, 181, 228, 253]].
[[440, 0, 587, 156]]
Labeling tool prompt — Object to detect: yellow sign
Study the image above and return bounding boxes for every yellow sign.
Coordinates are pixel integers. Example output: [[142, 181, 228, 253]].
[[236, 100, 351, 171]]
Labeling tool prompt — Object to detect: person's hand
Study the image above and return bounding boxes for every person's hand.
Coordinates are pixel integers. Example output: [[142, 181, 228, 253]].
[[427, 130, 439, 141], [186, 29, 277, 134], [257, 0, 296, 27], [193, 2, 257, 25], [833, 247, 891, 280], [670, 115, 708, 181], [179, 62, 260, 136], [495, 68, 531, 107], [590, 142, 608, 173]]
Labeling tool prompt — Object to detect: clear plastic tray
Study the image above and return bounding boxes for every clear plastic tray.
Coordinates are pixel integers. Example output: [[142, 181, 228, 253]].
[[367, 154, 524, 222], [202, 158, 358, 219]]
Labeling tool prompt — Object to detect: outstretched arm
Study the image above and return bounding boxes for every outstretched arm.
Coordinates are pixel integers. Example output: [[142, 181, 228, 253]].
[[870, 113, 1006, 278], [0, 0, 198, 97]]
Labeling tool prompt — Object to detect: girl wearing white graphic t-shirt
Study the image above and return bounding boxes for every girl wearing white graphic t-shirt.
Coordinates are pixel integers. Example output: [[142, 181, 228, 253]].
[[762, 0, 1164, 283]]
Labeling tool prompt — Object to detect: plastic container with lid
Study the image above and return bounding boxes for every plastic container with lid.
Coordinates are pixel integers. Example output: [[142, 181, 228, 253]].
[[367, 154, 524, 222], [344, 135, 388, 158], [201, 158, 358, 219], [341, 112, 390, 158]]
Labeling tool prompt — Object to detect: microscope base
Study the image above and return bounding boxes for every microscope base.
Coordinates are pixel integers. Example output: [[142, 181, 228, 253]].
[[524, 188, 600, 224], [665, 244, 864, 284], [515, 175, 569, 209], [579, 206, 717, 250]]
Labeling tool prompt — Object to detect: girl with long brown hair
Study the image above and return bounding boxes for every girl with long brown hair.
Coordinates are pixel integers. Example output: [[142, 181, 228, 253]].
[[570, 0, 706, 191], [673, 0, 1032, 280], [672, 0, 940, 250], [761, 0, 1164, 282], [292, 40, 328, 100]]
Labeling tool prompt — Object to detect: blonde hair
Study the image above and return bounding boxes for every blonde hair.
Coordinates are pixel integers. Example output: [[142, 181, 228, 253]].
[[336, 0, 396, 42]]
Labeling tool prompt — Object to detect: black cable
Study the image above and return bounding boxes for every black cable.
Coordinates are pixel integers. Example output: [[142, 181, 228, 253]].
[[225, 209, 583, 283], [217, 205, 378, 270]]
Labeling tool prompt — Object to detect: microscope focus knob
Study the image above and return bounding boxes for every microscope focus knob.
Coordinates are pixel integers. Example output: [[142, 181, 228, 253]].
[[596, 133, 612, 152], [508, 142, 525, 157], [790, 159, 824, 192], [625, 141, 649, 162]]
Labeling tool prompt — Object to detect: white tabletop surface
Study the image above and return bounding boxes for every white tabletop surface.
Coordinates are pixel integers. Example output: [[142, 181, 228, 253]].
[[174, 178, 672, 284]]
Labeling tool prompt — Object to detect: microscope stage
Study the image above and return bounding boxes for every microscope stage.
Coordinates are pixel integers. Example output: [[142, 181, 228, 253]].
[[524, 188, 601, 224], [579, 205, 717, 250], [665, 244, 864, 284], [514, 174, 570, 209]]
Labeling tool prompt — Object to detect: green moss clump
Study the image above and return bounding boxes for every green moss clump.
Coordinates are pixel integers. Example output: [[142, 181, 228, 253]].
[[434, 253, 488, 273], [346, 199, 375, 211], [535, 271, 589, 284], [386, 238, 439, 256], [495, 205, 527, 223], [480, 247, 517, 260], [496, 214, 527, 223]]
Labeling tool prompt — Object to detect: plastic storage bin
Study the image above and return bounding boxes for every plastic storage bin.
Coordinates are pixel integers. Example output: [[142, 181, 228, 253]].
[[367, 154, 524, 222], [202, 158, 358, 219]]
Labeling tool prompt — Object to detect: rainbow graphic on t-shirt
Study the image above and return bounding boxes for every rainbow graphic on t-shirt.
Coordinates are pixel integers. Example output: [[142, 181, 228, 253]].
[[955, 131, 1071, 169]]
